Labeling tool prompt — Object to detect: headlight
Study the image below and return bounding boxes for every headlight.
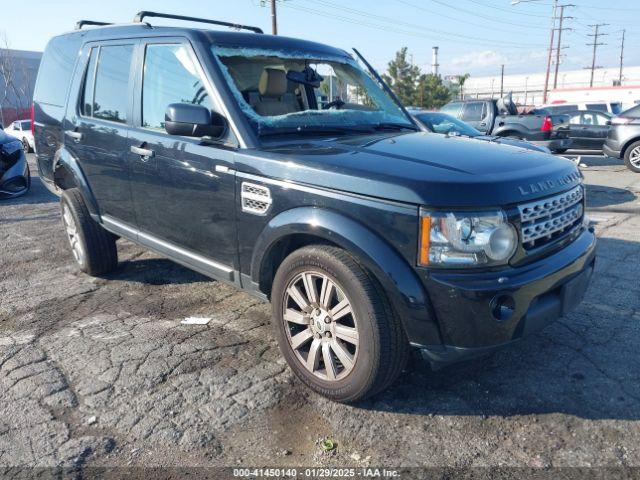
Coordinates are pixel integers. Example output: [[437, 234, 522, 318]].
[[418, 208, 517, 267]]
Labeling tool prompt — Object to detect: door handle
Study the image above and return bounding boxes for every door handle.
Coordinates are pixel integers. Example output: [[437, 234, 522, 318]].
[[65, 130, 83, 143], [130, 145, 155, 160], [480, 122, 487, 127]]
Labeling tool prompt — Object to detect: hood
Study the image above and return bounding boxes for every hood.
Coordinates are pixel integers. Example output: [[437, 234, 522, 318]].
[[239, 132, 581, 208], [475, 135, 550, 153]]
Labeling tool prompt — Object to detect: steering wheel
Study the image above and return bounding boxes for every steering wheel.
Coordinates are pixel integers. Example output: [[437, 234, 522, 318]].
[[322, 99, 345, 110]]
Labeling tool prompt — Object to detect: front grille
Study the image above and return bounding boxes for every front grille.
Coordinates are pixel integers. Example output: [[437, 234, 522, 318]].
[[518, 185, 584, 249]]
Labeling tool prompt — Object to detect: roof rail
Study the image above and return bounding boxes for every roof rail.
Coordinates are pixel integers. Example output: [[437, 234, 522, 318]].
[[75, 20, 114, 30], [132, 11, 263, 34]]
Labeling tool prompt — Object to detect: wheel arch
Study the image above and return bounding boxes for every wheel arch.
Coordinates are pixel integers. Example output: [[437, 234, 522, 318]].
[[621, 137, 640, 159], [53, 149, 100, 219], [251, 207, 443, 347]]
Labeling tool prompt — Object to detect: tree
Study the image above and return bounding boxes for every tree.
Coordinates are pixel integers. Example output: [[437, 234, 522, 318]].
[[382, 47, 420, 106], [414, 73, 451, 109], [456, 73, 471, 100]]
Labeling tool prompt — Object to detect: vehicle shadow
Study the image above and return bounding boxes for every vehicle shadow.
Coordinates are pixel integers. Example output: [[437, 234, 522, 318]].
[[585, 184, 636, 208], [106, 257, 211, 286], [565, 152, 624, 168], [359, 236, 640, 421]]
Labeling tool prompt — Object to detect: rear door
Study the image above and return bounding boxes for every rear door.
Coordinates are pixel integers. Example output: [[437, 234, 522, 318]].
[[64, 40, 137, 224], [127, 37, 238, 278]]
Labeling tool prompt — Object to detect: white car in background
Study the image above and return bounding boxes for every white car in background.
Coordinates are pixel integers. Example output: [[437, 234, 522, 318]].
[[3, 119, 34, 153]]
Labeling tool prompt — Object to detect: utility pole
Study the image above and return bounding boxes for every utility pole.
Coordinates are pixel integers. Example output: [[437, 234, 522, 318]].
[[619, 29, 626, 85], [542, 0, 558, 104], [553, 5, 573, 89], [500, 64, 505, 97], [585, 23, 607, 87], [271, 0, 278, 35]]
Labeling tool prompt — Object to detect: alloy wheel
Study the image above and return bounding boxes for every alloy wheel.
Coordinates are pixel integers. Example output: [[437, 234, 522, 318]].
[[630, 146, 640, 168], [62, 204, 85, 264], [282, 271, 359, 381]]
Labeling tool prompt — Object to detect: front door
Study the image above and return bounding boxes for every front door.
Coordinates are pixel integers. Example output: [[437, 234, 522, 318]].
[[128, 39, 238, 275], [65, 42, 137, 224]]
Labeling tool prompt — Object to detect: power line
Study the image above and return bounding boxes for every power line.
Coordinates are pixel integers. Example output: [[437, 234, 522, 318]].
[[280, 1, 545, 49], [460, 0, 550, 18], [428, 0, 549, 28], [396, 0, 548, 32]]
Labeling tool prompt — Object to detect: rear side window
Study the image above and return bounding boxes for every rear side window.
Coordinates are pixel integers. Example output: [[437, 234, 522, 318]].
[[34, 35, 82, 107], [82, 44, 134, 124], [142, 44, 212, 130]]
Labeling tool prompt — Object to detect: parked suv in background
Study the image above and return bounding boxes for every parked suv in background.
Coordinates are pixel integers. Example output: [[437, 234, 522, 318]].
[[603, 104, 640, 173], [3, 119, 34, 152], [34, 12, 596, 402]]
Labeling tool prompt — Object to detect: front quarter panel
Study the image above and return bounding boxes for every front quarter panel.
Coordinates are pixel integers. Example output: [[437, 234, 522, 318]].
[[237, 170, 442, 347]]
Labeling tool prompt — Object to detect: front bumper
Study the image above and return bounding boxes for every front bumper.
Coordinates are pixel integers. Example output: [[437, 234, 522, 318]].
[[0, 151, 30, 199], [415, 227, 596, 367], [603, 142, 622, 159]]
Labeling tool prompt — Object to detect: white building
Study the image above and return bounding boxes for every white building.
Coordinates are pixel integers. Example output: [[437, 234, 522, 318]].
[[461, 66, 640, 108]]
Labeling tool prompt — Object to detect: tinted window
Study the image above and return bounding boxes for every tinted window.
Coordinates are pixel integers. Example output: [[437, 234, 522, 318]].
[[20, 120, 31, 130], [92, 45, 133, 123], [142, 44, 212, 130], [461, 102, 484, 121], [81, 48, 98, 117], [34, 35, 81, 107], [440, 102, 463, 117]]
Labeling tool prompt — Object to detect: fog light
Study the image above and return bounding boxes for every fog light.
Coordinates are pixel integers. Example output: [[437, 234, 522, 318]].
[[490, 294, 515, 322]]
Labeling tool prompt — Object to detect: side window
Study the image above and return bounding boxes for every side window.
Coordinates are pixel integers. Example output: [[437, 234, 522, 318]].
[[142, 43, 212, 130], [569, 114, 582, 125], [461, 102, 484, 122], [83, 44, 134, 124]]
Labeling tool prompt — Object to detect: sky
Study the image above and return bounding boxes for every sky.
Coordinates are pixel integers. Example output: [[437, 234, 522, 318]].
[[1, 0, 639, 78]]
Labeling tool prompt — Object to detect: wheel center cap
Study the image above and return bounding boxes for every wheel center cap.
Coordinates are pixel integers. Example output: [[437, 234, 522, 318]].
[[312, 308, 330, 333]]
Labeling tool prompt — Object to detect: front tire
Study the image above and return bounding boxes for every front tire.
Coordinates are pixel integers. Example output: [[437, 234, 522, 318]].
[[271, 245, 408, 402], [60, 188, 118, 275], [553, 148, 568, 154], [624, 141, 640, 173], [22, 137, 31, 153]]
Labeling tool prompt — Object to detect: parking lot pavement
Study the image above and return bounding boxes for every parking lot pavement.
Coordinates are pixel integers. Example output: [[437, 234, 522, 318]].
[[1, 153, 639, 470]]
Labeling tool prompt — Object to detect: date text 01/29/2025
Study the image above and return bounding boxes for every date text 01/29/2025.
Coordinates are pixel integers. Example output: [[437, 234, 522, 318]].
[[233, 467, 401, 477]]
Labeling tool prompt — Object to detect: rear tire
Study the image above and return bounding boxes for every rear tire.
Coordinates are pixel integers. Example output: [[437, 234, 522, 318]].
[[552, 148, 568, 154], [624, 141, 640, 173], [60, 188, 118, 275], [271, 245, 409, 403], [22, 137, 30, 153]]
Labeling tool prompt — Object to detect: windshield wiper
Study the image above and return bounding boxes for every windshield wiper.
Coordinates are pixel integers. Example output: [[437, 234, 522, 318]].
[[260, 125, 375, 137], [372, 122, 418, 131]]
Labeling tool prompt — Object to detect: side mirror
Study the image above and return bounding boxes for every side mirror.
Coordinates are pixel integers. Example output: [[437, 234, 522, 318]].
[[164, 103, 227, 138]]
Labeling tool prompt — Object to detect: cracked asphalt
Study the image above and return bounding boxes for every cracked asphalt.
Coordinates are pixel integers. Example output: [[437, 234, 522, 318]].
[[1, 152, 639, 471]]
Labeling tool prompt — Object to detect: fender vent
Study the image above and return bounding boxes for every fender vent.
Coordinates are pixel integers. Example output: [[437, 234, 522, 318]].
[[241, 182, 272, 215]]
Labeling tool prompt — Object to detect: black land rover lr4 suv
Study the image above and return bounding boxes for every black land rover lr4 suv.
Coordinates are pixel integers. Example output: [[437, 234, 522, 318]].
[[34, 12, 596, 402]]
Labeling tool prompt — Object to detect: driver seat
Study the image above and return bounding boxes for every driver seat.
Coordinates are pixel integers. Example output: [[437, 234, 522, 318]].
[[249, 68, 301, 117]]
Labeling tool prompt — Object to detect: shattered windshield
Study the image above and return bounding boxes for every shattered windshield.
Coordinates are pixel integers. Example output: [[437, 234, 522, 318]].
[[211, 46, 414, 135]]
